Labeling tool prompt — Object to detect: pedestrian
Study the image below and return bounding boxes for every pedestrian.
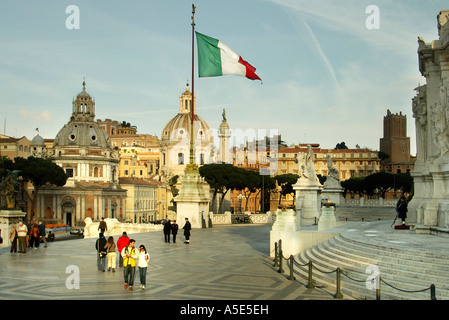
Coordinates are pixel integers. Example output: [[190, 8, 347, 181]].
[[38, 221, 47, 248], [172, 220, 178, 243], [17, 221, 28, 253], [116, 231, 129, 268], [121, 239, 138, 290], [397, 196, 408, 226], [183, 217, 191, 244], [10, 225, 18, 253], [29, 223, 40, 249], [163, 220, 172, 243], [137, 244, 150, 290], [104, 236, 117, 272], [98, 217, 107, 235], [95, 233, 107, 272]]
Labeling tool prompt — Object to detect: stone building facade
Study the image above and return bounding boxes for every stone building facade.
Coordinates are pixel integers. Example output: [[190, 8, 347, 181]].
[[32, 82, 127, 226]]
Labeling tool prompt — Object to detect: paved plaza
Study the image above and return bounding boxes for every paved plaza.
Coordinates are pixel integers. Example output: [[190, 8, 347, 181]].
[[2, 212, 449, 304], [0, 224, 337, 301]]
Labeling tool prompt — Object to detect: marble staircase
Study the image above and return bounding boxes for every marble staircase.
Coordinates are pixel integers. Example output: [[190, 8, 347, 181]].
[[292, 235, 449, 300]]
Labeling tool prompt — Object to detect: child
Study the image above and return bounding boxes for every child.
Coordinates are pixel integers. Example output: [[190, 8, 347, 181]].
[[137, 244, 150, 289]]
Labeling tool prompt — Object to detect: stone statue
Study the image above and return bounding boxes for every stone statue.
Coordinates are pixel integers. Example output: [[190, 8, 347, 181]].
[[412, 86, 427, 163], [324, 155, 341, 188], [297, 145, 320, 184], [0, 170, 21, 209], [430, 85, 449, 161], [222, 108, 227, 122]]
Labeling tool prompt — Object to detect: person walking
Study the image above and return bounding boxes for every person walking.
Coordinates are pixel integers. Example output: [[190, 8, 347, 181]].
[[38, 221, 47, 248], [116, 232, 129, 268], [98, 218, 107, 235], [104, 236, 117, 272], [95, 233, 107, 272], [137, 244, 150, 290], [163, 220, 172, 243], [121, 239, 138, 290], [172, 220, 178, 243], [17, 221, 28, 253], [10, 225, 18, 253], [29, 223, 40, 249], [397, 196, 408, 226], [183, 218, 191, 244]]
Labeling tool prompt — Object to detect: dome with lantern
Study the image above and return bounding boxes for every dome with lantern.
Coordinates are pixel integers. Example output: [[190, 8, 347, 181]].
[[53, 81, 110, 150]]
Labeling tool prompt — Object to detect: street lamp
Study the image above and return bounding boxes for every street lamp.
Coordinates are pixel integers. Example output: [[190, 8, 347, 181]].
[[237, 192, 243, 213]]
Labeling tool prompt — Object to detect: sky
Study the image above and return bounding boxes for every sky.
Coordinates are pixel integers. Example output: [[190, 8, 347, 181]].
[[0, 0, 447, 156]]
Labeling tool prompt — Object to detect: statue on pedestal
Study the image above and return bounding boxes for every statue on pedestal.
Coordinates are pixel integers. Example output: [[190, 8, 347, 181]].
[[0, 170, 21, 209]]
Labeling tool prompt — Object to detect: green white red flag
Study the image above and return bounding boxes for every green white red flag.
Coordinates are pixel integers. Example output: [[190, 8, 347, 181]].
[[196, 31, 261, 81]]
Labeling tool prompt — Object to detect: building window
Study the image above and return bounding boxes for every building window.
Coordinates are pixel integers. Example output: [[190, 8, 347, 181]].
[[178, 153, 184, 165], [66, 168, 74, 177]]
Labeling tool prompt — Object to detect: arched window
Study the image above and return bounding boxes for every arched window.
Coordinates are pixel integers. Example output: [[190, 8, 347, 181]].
[[178, 153, 184, 165]]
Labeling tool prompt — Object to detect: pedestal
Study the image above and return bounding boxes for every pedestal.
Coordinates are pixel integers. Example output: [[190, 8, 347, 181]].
[[174, 164, 210, 229], [322, 187, 344, 206], [318, 206, 337, 231], [270, 208, 301, 257], [294, 181, 322, 226], [0, 209, 26, 247]]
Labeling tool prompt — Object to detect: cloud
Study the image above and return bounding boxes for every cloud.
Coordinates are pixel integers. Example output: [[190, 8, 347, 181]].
[[20, 110, 54, 122]]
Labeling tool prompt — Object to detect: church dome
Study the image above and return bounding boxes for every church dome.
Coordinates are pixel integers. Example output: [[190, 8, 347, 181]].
[[31, 133, 45, 146], [53, 81, 110, 149], [161, 85, 212, 143]]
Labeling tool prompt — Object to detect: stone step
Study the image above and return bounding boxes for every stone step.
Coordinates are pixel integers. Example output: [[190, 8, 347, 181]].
[[328, 237, 449, 279], [336, 235, 449, 265], [292, 236, 449, 300], [313, 241, 449, 292], [296, 248, 440, 300]]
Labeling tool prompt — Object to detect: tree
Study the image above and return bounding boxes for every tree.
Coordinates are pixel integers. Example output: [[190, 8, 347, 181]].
[[13, 156, 68, 220], [335, 142, 348, 150], [199, 164, 234, 213], [274, 173, 299, 207], [0, 156, 14, 180], [341, 177, 365, 197], [363, 172, 395, 198]]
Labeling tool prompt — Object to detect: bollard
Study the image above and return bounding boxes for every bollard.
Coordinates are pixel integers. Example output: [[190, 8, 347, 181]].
[[288, 255, 296, 280], [430, 284, 437, 300], [273, 242, 278, 267], [375, 276, 381, 300], [306, 261, 315, 289], [278, 240, 284, 273], [333, 267, 343, 299], [278, 248, 284, 274]]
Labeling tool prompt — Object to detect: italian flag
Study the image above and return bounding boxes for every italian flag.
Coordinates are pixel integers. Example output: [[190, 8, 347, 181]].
[[196, 31, 261, 81]]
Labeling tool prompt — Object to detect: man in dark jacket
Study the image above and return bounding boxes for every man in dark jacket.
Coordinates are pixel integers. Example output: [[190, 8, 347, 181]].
[[163, 220, 172, 243], [38, 221, 47, 248], [95, 233, 107, 271], [183, 218, 191, 244], [172, 220, 179, 243], [397, 196, 408, 225]]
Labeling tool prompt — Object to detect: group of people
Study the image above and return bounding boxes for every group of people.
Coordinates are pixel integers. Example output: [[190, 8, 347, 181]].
[[10, 221, 48, 253], [163, 218, 191, 244], [95, 231, 150, 290]]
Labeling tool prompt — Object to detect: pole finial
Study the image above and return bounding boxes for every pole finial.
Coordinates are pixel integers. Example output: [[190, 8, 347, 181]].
[[191, 4, 196, 27]]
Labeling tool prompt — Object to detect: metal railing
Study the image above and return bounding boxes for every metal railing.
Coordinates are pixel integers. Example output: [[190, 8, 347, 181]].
[[273, 240, 437, 300]]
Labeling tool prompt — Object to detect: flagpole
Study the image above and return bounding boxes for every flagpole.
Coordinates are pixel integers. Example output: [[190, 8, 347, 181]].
[[189, 4, 196, 166]]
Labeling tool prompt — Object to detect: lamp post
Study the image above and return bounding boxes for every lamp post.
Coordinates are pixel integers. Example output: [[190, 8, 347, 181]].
[[237, 192, 243, 213]]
